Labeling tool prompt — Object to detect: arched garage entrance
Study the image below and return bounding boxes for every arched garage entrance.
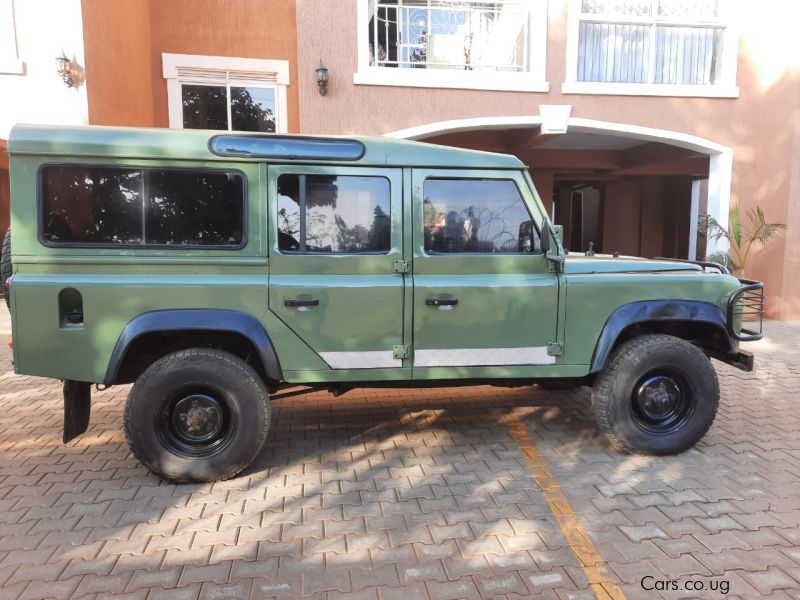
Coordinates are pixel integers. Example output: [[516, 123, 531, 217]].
[[387, 116, 731, 260]]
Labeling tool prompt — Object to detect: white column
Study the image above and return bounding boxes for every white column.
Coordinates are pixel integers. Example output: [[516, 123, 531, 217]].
[[706, 150, 733, 256], [688, 179, 701, 260]]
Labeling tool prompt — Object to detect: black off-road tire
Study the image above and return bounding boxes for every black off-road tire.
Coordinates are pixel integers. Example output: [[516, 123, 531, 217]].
[[124, 348, 270, 483], [1, 229, 11, 308], [592, 334, 719, 455]]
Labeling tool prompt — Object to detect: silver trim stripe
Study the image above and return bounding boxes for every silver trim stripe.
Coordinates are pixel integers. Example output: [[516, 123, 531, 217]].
[[414, 347, 555, 367], [319, 351, 401, 369]]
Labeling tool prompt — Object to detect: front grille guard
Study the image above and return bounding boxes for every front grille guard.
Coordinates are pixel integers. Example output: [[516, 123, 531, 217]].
[[728, 279, 764, 342]]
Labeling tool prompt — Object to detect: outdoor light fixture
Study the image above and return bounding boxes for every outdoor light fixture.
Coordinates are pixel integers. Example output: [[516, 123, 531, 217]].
[[55, 50, 75, 88], [315, 60, 329, 96]]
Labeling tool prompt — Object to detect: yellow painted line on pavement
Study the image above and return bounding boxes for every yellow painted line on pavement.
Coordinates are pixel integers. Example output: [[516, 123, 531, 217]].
[[504, 411, 626, 600]]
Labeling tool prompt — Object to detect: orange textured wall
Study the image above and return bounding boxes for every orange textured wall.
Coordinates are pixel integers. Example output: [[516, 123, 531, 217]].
[[147, 0, 299, 132], [82, 0, 299, 132], [82, 0, 155, 126]]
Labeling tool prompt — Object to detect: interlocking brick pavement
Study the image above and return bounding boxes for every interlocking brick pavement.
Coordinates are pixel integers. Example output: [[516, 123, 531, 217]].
[[0, 312, 799, 599]]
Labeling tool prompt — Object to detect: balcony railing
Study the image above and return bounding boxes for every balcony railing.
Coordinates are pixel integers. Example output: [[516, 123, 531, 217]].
[[576, 0, 726, 85], [370, 1, 530, 72]]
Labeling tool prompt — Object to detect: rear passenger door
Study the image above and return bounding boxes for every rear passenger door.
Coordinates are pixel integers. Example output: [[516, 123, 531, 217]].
[[411, 169, 560, 379], [267, 166, 409, 379]]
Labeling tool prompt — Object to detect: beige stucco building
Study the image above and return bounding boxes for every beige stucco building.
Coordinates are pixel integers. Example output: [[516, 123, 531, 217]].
[[1, 0, 798, 318], [295, 0, 800, 320]]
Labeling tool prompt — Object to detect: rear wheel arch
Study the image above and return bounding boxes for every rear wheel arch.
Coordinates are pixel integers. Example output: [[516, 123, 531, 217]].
[[105, 309, 283, 386], [590, 300, 734, 374]]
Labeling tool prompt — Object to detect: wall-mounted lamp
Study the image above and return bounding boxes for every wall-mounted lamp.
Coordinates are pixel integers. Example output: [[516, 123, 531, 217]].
[[56, 49, 85, 89], [315, 60, 329, 96]]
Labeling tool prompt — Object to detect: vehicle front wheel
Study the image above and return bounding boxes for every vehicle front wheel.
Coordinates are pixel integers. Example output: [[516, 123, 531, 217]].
[[592, 334, 718, 455], [124, 348, 270, 483]]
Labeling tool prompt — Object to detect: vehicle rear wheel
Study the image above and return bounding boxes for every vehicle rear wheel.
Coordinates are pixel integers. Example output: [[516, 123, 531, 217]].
[[124, 348, 270, 483], [592, 334, 718, 455], [1, 228, 11, 308]]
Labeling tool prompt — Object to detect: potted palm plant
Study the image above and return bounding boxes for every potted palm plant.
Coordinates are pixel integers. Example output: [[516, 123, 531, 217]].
[[702, 203, 787, 278]]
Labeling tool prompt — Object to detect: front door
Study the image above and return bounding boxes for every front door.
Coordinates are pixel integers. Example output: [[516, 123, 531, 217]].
[[268, 165, 407, 379], [411, 169, 560, 379]]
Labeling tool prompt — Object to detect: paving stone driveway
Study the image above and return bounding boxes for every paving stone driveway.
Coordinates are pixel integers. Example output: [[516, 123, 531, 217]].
[[0, 317, 799, 599]]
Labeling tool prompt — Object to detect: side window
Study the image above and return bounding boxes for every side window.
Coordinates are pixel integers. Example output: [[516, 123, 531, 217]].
[[277, 174, 391, 254], [41, 166, 245, 247], [42, 167, 144, 245], [423, 178, 540, 254], [146, 170, 244, 245]]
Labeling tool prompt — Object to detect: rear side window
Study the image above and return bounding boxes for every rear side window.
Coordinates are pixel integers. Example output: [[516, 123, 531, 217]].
[[277, 174, 391, 253], [40, 166, 245, 247], [423, 178, 540, 254]]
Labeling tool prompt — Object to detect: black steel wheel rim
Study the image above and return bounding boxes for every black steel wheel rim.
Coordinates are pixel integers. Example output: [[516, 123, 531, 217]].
[[630, 370, 694, 434], [157, 388, 235, 457]]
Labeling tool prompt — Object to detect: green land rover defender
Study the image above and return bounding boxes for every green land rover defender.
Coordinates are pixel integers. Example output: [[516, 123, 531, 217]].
[[3, 124, 763, 482]]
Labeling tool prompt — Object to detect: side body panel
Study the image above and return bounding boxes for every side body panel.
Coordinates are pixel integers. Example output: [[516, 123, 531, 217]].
[[266, 165, 410, 383], [561, 272, 741, 367], [410, 168, 562, 380], [9, 157, 325, 382], [7, 144, 744, 385]]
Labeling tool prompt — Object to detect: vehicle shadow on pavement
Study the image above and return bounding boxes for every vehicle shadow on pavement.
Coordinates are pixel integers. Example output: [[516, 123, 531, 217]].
[[1, 334, 796, 598]]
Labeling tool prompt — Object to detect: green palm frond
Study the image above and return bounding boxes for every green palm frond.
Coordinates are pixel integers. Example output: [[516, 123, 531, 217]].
[[705, 250, 739, 273], [730, 202, 741, 247], [703, 214, 729, 242], [700, 202, 786, 275], [756, 222, 788, 243]]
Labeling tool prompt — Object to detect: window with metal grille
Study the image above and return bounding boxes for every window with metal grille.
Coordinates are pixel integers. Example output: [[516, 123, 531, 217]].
[[576, 0, 727, 85], [368, 0, 531, 71]]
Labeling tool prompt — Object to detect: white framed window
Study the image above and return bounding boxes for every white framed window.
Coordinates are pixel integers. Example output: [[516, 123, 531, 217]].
[[354, 0, 549, 92], [163, 53, 290, 132], [0, 0, 23, 75], [563, 0, 739, 97]]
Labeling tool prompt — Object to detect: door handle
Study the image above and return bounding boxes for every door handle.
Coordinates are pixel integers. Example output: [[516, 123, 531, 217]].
[[284, 299, 320, 308], [426, 298, 458, 307]]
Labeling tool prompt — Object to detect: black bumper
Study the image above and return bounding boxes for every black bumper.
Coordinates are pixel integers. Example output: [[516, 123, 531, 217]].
[[727, 279, 764, 342], [714, 349, 755, 372]]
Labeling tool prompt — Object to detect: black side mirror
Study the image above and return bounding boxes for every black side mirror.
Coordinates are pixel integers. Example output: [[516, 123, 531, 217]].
[[541, 224, 563, 273], [541, 224, 551, 253]]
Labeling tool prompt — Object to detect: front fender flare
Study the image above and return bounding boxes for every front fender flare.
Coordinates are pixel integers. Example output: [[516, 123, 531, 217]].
[[589, 300, 733, 374], [104, 309, 283, 384]]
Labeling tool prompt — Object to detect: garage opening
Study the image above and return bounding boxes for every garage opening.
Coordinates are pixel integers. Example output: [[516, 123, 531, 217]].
[[416, 128, 711, 259]]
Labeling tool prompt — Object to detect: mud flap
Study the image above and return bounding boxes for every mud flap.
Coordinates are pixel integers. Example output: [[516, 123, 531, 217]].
[[63, 380, 91, 443]]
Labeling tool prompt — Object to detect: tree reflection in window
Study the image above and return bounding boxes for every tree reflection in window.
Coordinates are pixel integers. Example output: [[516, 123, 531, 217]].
[[41, 166, 244, 247], [42, 167, 143, 244], [277, 175, 391, 253], [423, 179, 539, 253], [182, 85, 228, 130], [146, 171, 244, 245], [231, 87, 275, 132], [182, 84, 276, 132]]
